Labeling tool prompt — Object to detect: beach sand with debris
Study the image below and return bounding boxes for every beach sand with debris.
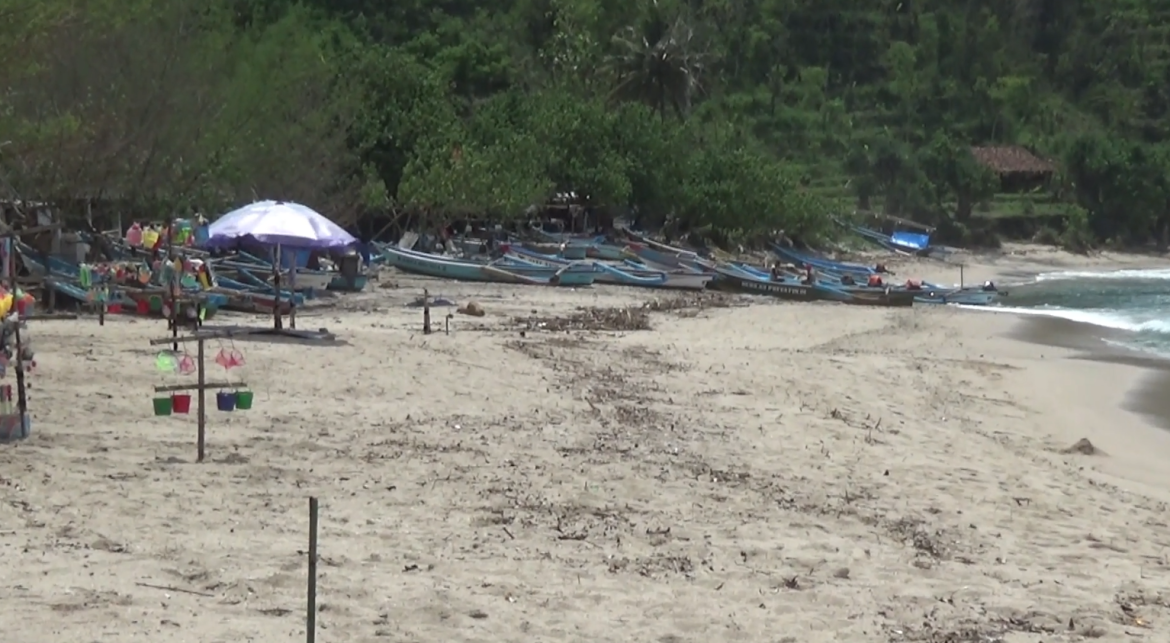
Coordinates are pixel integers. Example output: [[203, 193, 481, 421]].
[[3, 246, 1170, 642]]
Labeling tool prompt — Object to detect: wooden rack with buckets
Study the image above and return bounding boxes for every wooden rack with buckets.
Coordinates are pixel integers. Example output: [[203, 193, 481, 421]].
[[148, 328, 252, 462], [0, 222, 47, 444]]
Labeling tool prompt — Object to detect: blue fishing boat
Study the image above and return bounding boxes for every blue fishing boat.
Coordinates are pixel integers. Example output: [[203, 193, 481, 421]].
[[623, 242, 713, 273], [811, 281, 916, 307], [771, 243, 1002, 305], [381, 246, 594, 286], [505, 247, 713, 290], [584, 244, 628, 261], [723, 260, 915, 306]]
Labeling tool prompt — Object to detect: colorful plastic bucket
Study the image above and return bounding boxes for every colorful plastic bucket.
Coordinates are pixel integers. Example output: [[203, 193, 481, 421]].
[[136, 298, 150, 315], [234, 390, 254, 410], [171, 393, 191, 414], [216, 391, 236, 412], [152, 396, 173, 416], [148, 295, 163, 313]]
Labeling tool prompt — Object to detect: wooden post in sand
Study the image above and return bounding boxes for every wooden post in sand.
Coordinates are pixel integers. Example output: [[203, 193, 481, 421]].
[[422, 288, 431, 334], [960, 264, 965, 288], [307, 496, 319, 643]]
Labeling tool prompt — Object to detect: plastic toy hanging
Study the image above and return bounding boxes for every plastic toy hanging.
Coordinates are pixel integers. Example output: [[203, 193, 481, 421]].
[[214, 346, 245, 370], [154, 351, 197, 375]]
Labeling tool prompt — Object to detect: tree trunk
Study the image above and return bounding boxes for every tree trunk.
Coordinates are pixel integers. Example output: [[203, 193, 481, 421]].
[[1158, 212, 1169, 252], [956, 193, 973, 222]]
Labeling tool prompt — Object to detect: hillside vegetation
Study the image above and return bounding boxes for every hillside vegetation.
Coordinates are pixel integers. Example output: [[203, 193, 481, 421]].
[[3, 0, 1170, 248]]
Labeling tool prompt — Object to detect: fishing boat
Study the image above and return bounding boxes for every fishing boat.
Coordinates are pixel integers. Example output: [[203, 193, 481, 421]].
[[811, 282, 917, 307], [912, 289, 1000, 306], [214, 289, 295, 315], [21, 246, 226, 318], [721, 262, 916, 307], [272, 270, 333, 292], [771, 243, 1002, 305], [834, 217, 937, 256], [709, 266, 822, 301], [584, 244, 628, 261], [381, 246, 595, 286], [505, 247, 713, 290], [623, 242, 714, 273]]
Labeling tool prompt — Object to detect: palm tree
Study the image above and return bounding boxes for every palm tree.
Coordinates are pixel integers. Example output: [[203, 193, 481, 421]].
[[607, 0, 703, 119]]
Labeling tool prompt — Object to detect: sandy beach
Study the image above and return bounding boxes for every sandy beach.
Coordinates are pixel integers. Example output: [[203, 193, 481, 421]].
[[4, 246, 1170, 642]]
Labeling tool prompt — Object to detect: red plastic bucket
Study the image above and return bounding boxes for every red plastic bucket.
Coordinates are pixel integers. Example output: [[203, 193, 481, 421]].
[[136, 298, 149, 314], [107, 303, 122, 314], [171, 393, 191, 414]]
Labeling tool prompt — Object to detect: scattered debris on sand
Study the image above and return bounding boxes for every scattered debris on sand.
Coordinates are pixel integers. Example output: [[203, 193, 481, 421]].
[[642, 292, 737, 312], [458, 301, 485, 317], [516, 306, 651, 332], [1062, 438, 1103, 456]]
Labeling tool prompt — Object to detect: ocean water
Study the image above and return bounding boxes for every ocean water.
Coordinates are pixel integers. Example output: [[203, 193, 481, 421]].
[[958, 267, 1170, 356]]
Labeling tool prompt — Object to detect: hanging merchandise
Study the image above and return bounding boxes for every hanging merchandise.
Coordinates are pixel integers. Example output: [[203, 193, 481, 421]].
[[142, 225, 160, 250], [126, 223, 143, 247]]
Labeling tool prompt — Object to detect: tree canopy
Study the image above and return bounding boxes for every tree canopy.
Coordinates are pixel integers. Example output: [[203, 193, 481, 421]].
[[4, 0, 1170, 248]]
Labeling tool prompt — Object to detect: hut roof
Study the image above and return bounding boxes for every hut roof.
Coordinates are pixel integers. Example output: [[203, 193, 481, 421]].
[[970, 145, 1055, 175]]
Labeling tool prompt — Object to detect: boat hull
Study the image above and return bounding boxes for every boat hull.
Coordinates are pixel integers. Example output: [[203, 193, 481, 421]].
[[585, 244, 627, 261], [914, 289, 1001, 305], [382, 246, 594, 286], [507, 249, 713, 290], [710, 268, 821, 301], [814, 284, 916, 307], [270, 271, 332, 292]]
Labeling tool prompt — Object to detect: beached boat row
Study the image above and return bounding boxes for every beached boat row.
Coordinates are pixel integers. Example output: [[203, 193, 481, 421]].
[[375, 229, 1003, 308]]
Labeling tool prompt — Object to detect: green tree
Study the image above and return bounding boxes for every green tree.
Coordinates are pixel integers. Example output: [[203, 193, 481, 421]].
[[606, 0, 704, 119]]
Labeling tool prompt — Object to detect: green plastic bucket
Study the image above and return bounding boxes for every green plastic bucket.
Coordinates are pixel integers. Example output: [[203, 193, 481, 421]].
[[235, 390, 254, 410], [152, 396, 173, 416], [148, 295, 163, 313]]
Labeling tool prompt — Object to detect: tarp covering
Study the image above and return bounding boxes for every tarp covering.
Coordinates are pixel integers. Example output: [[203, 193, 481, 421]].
[[890, 231, 931, 251]]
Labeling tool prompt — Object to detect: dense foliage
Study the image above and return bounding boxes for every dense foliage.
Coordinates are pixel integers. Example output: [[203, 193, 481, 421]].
[[5, 0, 1170, 248]]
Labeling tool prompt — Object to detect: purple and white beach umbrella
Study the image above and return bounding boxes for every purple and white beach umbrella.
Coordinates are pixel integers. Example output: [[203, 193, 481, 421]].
[[206, 200, 356, 249]]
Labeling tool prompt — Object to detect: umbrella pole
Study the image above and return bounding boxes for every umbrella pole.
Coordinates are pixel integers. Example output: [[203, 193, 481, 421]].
[[289, 256, 297, 330], [273, 244, 282, 330]]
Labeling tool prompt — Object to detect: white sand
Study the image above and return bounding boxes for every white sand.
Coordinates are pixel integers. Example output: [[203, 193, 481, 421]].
[[3, 247, 1170, 642]]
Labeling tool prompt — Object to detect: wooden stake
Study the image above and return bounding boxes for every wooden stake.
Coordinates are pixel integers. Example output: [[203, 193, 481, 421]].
[[307, 496, 319, 643], [423, 289, 431, 334], [197, 338, 206, 462], [289, 264, 297, 330], [273, 245, 283, 331], [168, 219, 179, 351]]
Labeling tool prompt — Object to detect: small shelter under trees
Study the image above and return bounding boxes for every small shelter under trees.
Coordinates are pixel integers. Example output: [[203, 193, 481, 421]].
[[969, 145, 1056, 192]]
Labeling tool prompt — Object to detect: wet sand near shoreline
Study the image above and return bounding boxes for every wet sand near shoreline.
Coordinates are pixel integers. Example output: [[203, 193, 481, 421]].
[[1012, 314, 1170, 430], [3, 252, 1170, 642]]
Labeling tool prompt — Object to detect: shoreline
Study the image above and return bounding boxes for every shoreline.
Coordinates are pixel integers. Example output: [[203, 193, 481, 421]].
[[1010, 315, 1170, 432]]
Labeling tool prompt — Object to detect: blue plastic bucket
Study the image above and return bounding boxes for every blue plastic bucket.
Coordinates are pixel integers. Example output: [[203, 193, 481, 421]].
[[216, 391, 236, 412]]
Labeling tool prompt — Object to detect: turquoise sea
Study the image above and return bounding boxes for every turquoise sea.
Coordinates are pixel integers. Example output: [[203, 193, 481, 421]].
[[964, 267, 1170, 356]]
